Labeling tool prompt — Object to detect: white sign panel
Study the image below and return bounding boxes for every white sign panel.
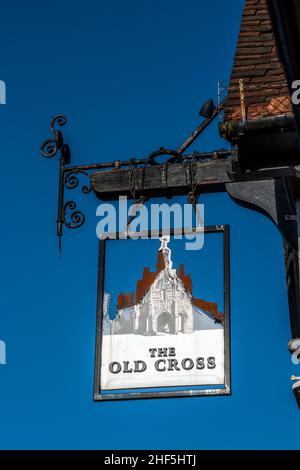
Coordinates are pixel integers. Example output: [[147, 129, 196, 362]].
[[101, 330, 224, 390]]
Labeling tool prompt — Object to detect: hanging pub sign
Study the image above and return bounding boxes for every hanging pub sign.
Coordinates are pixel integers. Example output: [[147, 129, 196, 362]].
[[93, 226, 231, 400]]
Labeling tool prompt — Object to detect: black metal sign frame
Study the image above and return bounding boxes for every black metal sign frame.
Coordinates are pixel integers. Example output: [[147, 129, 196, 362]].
[[93, 225, 231, 401]]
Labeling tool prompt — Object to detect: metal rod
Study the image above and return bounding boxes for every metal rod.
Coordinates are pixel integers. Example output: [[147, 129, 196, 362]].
[[177, 107, 223, 155], [63, 159, 148, 173], [239, 79, 247, 123], [57, 153, 66, 256], [62, 149, 231, 175]]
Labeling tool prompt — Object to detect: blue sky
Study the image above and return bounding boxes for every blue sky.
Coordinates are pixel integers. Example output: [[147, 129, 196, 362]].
[[0, 0, 299, 449]]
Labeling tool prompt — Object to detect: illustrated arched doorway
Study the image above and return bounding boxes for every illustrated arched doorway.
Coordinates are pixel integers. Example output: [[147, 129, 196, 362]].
[[157, 312, 175, 334]]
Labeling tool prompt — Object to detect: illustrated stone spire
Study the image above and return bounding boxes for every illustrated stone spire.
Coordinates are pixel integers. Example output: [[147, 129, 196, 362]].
[[158, 236, 173, 271]]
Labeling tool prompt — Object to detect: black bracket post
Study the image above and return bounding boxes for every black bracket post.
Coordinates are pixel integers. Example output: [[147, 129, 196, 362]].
[[40, 115, 70, 254], [40, 115, 92, 255]]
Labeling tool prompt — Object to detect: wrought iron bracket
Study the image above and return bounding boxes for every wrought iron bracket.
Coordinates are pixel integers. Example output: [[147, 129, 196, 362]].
[[40, 106, 229, 254]]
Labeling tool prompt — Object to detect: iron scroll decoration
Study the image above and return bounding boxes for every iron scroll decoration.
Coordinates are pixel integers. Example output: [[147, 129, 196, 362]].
[[40, 115, 69, 159], [40, 100, 229, 253]]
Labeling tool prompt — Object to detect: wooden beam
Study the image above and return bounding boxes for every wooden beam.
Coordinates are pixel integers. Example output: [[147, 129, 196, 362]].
[[90, 158, 295, 200], [90, 159, 230, 200]]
